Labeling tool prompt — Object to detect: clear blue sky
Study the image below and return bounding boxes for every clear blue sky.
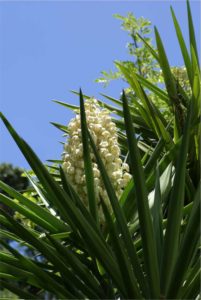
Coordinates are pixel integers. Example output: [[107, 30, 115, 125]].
[[0, 1, 200, 169]]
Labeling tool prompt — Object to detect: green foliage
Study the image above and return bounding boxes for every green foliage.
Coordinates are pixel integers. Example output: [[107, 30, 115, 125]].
[[96, 12, 161, 86], [0, 164, 29, 194], [96, 10, 191, 123], [0, 2, 200, 299], [0, 163, 30, 227], [0, 164, 29, 298]]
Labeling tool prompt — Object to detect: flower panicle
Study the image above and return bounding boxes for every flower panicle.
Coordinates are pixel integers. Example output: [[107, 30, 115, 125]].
[[63, 98, 132, 219]]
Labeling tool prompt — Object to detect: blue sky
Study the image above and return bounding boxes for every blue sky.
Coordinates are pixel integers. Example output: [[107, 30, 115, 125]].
[[0, 1, 200, 169]]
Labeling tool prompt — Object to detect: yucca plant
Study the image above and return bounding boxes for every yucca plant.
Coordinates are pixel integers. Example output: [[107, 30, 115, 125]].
[[0, 1, 200, 299]]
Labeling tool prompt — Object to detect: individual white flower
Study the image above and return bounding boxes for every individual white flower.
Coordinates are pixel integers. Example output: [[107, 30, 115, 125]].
[[123, 172, 132, 185], [67, 166, 75, 175], [105, 153, 113, 163], [122, 163, 129, 172], [93, 166, 100, 178]]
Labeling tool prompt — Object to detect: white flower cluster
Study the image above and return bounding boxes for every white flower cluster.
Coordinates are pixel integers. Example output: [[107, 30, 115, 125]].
[[63, 99, 132, 218]]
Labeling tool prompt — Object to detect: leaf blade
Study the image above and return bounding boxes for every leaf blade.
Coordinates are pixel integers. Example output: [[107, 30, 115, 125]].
[[80, 89, 98, 223], [122, 91, 160, 298], [160, 97, 193, 295]]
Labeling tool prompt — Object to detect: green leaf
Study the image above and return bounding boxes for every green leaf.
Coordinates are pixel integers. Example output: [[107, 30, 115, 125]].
[[47, 234, 104, 299], [71, 89, 91, 99], [191, 46, 201, 119], [101, 199, 142, 299], [97, 99, 123, 116], [0, 240, 70, 298], [154, 27, 177, 104], [160, 97, 193, 295], [154, 26, 184, 141], [152, 163, 163, 268], [144, 137, 165, 175], [0, 193, 57, 233], [0, 261, 34, 281], [0, 229, 23, 244], [53, 99, 79, 111], [122, 136, 167, 225], [59, 167, 104, 240], [88, 127, 148, 297], [50, 122, 68, 133], [137, 33, 159, 62], [117, 62, 173, 148], [187, 0, 199, 66], [0, 212, 95, 299], [80, 89, 98, 223], [136, 73, 169, 104], [0, 280, 38, 299], [122, 91, 160, 299], [180, 258, 201, 299], [167, 183, 201, 298], [100, 93, 122, 107], [0, 180, 68, 232], [0, 251, 44, 271], [170, 6, 192, 86], [120, 179, 137, 221]]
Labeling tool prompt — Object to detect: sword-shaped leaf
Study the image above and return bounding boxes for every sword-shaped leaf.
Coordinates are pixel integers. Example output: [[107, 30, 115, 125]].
[[88, 127, 148, 297], [187, 0, 199, 66], [79, 89, 98, 223], [160, 97, 193, 295], [122, 91, 160, 299], [171, 6, 192, 86]]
